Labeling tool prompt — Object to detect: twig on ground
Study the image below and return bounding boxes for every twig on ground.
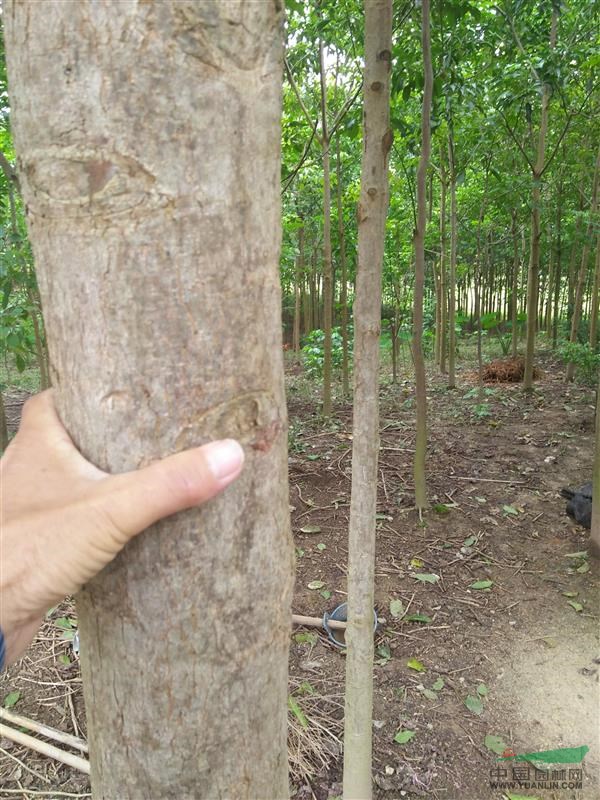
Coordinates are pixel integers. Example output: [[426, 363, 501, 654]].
[[0, 745, 52, 784], [0, 708, 88, 753], [0, 724, 90, 775]]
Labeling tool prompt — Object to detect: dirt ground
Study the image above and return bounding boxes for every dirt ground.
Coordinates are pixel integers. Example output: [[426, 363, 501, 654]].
[[1, 350, 599, 800]]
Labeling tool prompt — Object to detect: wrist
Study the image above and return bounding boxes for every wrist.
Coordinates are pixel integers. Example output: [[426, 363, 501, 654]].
[[0, 553, 45, 667], [0, 617, 43, 668]]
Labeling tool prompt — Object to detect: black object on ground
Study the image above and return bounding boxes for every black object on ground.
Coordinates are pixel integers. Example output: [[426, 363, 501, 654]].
[[561, 483, 592, 529]]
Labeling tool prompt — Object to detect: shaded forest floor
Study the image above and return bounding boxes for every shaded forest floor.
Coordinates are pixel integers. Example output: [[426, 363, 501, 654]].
[[1, 349, 599, 800]]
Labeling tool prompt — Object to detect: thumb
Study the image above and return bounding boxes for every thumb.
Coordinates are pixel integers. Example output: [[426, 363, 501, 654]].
[[100, 439, 245, 539]]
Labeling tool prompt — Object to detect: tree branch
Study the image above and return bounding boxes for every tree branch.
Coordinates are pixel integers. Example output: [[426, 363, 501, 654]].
[[281, 125, 318, 195], [496, 107, 534, 171], [329, 79, 363, 140], [541, 85, 597, 177], [284, 57, 321, 144], [0, 148, 19, 189], [494, 4, 540, 84]]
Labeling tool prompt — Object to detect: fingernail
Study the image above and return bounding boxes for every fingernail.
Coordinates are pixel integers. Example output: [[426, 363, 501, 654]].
[[204, 439, 245, 481]]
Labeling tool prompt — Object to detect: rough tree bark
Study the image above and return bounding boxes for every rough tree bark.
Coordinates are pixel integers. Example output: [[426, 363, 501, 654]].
[[342, 1, 392, 797], [5, 2, 293, 798], [412, 0, 433, 514]]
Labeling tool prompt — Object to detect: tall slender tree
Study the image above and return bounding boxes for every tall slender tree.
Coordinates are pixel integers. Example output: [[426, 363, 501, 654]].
[[412, 0, 433, 513], [342, 1, 392, 797], [566, 145, 600, 380], [519, 5, 558, 390], [447, 129, 458, 389], [589, 238, 600, 350], [592, 371, 600, 559]]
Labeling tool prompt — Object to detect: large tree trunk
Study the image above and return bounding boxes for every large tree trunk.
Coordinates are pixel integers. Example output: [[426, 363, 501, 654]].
[[412, 0, 432, 514], [5, 3, 293, 798], [342, 3, 392, 797]]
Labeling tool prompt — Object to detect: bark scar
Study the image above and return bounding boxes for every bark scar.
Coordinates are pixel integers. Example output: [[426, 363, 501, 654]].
[[174, 391, 282, 453]]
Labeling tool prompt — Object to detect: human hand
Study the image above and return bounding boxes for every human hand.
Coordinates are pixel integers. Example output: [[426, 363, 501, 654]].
[[0, 390, 244, 666]]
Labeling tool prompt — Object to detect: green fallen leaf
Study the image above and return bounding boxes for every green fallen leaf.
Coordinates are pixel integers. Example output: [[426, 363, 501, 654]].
[[316, 542, 326, 551], [296, 681, 316, 696], [377, 644, 391, 663], [306, 454, 320, 461], [577, 562, 590, 574], [294, 632, 318, 645], [433, 503, 451, 514], [295, 547, 305, 558], [568, 600, 583, 613], [421, 688, 438, 701], [565, 551, 588, 559], [307, 580, 325, 590], [54, 617, 75, 630], [502, 505, 519, 515], [410, 557, 424, 568], [394, 729, 415, 744], [477, 683, 489, 696], [390, 599, 404, 618], [432, 677, 445, 691], [3, 691, 21, 709], [300, 525, 322, 535], [287, 695, 308, 728], [484, 734, 508, 755], [562, 591, 578, 597], [407, 658, 426, 672], [463, 535, 477, 547], [58, 654, 71, 666], [411, 573, 440, 584], [320, 590, 332, 600], [465, 694, 484, 715], [405, 613, 432, 624], [469, 579, 493, 590]]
